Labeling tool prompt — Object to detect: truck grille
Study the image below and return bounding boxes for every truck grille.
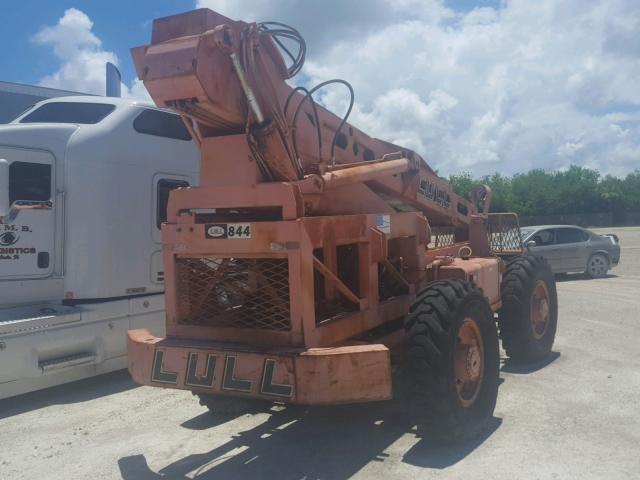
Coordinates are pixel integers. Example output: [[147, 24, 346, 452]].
[[175, 257, 291, 331]]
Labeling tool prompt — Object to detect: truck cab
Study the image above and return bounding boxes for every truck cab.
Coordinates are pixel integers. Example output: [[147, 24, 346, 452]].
[[0, 96, 199, 398]]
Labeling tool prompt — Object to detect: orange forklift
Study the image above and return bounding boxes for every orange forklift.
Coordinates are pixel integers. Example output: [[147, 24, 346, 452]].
[[127, 8, 557, 439]]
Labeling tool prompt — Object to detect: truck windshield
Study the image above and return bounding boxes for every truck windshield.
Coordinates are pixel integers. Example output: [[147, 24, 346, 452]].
[[19, 102, 116, 124]]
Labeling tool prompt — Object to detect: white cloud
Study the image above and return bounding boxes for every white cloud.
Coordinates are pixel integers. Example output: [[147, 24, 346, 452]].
[[196, 0, 640, 176], [196, 0, 452, 54], [32, 8, 150, 100], [126, 78, 152, 101]]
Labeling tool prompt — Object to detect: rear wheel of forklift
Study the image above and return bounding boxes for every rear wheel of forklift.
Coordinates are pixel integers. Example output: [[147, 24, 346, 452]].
[[498, 255, 558, 363], [399, 279, 500, 441], [194, 393, 270, 415]]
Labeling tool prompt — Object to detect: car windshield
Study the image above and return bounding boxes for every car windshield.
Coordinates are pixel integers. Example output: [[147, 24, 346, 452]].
[[520, 227, 536, 239], [19, 102, 116, 124]]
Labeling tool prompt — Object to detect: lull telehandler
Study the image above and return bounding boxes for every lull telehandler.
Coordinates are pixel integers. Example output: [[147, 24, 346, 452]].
[[127, 8, 558, 438]]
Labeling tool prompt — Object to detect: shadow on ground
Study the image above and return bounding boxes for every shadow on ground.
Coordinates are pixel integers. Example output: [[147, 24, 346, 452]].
[[118, 401, 502, 480], [501, 351, 561, 374], [554, 273, 618, 282], [0, 370, 137, 420]]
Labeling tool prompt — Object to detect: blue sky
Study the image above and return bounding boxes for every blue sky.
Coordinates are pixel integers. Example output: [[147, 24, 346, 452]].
[[1, 0, 500, 90], [1, 0, 638, 176], [1, 0, 191, 89]]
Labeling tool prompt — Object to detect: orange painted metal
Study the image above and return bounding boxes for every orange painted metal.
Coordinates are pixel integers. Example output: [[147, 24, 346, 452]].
[[320, 158, 412, 190], [438, 257, 502, 307], [531, 280, 551, 339], [128, 329, 391, 404], [454, 318, 484, 408], [131, 9, 476, 225], [125, 8, 520, 406]]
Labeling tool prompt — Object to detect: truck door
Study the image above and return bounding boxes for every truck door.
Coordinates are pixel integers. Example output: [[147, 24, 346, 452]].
[[151, 174, 190, 284], [0, 149, 55, 279]]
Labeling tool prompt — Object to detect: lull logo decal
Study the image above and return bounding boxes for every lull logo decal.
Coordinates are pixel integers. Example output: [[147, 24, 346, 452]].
[[185, 352, 216, 388], [222, 356, 252, 392], [151, 350, 178, 385], [205, 223, 252, 239], [149, 349, 295, 398], [206, 224, 226, 238], [261, 359, 294, 397]]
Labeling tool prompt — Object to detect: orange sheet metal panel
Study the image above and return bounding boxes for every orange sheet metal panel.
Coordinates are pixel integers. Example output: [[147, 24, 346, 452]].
[[439, 257, 501, 307], [294, 344, 392, 405], [128, 329, 392, 405]]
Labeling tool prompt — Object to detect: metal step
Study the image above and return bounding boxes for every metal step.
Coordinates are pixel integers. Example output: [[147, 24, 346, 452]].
[[39, 352, 98, 373]]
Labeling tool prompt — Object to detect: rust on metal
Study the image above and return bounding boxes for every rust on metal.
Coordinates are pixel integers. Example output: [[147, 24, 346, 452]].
[[531, 279, 551, 339], [455, 318, 484, 408], [128, 329, 391, 404], [125, 7, 519, 407], [312, 256, 361, 306]]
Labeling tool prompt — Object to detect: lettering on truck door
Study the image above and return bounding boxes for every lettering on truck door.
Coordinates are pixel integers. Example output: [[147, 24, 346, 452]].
[[0, 149, 55, 278]]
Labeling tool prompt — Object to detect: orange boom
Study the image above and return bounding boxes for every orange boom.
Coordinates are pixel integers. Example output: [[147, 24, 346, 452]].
[[128, 8, 558, 438]]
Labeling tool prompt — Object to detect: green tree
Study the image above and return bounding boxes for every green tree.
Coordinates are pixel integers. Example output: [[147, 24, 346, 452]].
[[620, 170, 640, 210], [446, 165, 639, 217], [481, 173, 514, 213], [448, 172, 474, 199]]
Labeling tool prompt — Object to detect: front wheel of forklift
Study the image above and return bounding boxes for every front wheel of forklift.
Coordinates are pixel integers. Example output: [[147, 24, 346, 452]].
[[398, 279, 500, 441]]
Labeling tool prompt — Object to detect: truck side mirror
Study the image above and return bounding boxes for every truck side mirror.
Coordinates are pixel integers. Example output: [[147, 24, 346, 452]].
[[525, 240, 537, 248], [0, 159, 10, 217]]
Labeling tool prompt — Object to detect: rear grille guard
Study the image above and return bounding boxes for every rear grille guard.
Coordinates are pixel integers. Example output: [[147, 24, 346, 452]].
[[488, 213, 524, 255], [175, 257, 291, 331], [431, 227, 456, 247]]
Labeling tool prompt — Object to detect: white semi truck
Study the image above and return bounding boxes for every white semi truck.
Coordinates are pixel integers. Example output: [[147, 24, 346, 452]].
[[0, 96, 199, 399]]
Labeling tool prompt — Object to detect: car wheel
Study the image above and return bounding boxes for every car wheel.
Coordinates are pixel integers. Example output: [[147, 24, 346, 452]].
[[586, 254, 609, 278]]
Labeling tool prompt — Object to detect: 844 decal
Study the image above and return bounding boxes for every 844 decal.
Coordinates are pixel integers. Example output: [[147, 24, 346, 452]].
[[205, 223, 251, 239]]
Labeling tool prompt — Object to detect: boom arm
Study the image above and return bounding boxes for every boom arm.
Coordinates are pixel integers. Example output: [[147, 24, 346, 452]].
[[132, 9, 488, 227]]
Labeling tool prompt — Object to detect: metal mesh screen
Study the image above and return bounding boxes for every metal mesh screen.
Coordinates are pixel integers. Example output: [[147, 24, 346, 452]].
[[431, 227, 456, 247], [488, 213, 524, 255], [175, 257, 291, 331]]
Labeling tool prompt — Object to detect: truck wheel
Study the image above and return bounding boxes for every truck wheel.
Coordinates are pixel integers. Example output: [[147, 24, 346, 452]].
[[194, 393, 269, 415], [498, 255, 557, 363], [400, 279, 500, 440], [586, 253, 609, 278]]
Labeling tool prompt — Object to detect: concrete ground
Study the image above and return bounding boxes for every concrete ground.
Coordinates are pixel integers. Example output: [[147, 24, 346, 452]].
[[1, 227, 639, 480]]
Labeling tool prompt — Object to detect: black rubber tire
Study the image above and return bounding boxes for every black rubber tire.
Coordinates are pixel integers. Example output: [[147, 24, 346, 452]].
[[399, 279, 500, 440], [194, 392, 270, 415], [498, 255, 558, 363], [585, 253, 609, 278]]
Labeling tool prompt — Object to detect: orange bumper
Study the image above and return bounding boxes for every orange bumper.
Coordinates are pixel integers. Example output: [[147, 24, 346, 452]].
[[127, 329, 392, 405]]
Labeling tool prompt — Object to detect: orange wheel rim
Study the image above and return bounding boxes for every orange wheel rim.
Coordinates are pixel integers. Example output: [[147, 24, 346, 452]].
[[530, 280, 550, 340], [455, 317, 484, 408]]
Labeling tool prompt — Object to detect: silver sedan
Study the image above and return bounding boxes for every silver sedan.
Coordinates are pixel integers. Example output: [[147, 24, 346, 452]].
[[521, 225, 620, 278]]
